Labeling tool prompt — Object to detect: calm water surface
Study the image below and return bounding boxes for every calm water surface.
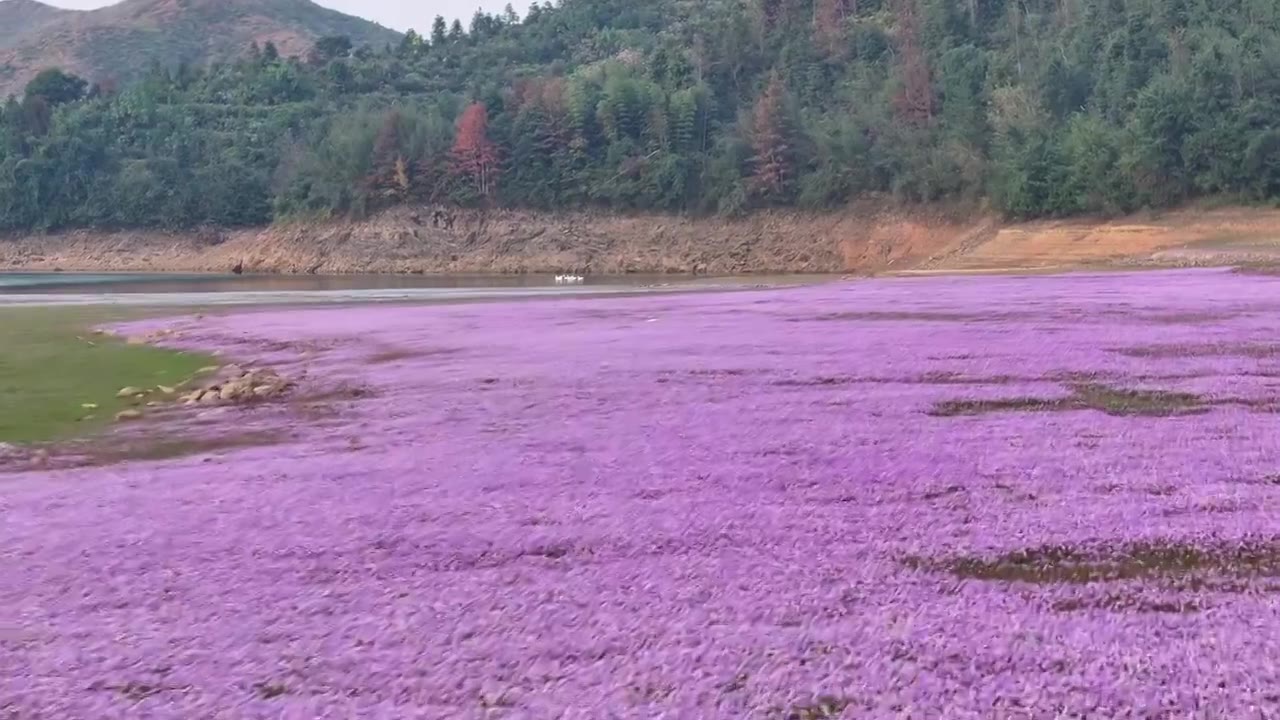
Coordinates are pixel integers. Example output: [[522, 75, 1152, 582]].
[[0, 272, 820, 306], [0, 272, 699, 293]]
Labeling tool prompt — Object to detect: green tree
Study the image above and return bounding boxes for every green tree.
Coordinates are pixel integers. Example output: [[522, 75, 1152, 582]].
[[25, 69, 88, 106]]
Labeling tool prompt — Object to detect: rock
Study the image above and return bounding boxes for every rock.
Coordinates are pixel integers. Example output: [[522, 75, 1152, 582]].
[[199, 390, 222, 405], [222, 364, 244, 378], [219, 380, 252, 401], [125, 336, 147, 346], [145, 402, 162, 408], [114, 409, 144, 422], [156, 385, 176, 395], [246, 368, 277, 383], [116, 387, 144, 398], [32, 449, 49, 468], [195, 366, 220, 376], [81, 403, 98, 409]]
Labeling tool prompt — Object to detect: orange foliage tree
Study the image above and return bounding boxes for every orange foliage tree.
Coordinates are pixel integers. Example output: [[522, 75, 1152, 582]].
[[813, 0, 852, 56], [451, 102, 500, 198], [892, 0, 934, 125], [750, 73, 793, 200]]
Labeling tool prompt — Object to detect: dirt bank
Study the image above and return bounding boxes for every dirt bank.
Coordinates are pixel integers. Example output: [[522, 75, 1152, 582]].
[[4, 203, 1280, 275]]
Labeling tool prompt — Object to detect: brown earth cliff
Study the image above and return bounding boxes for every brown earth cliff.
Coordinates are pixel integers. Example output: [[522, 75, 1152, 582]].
[[4, 204, 1280, 276]]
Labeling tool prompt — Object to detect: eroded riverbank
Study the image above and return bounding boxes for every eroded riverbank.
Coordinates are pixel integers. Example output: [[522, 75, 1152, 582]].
[[9, 204, 1280, 277]]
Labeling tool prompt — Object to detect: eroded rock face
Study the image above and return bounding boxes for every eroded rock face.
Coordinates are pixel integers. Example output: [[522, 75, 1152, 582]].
[[179, 366, 293, 407]]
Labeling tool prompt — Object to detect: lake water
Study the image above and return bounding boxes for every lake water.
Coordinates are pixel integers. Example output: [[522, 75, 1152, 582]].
[[0, 272, 817, 306]]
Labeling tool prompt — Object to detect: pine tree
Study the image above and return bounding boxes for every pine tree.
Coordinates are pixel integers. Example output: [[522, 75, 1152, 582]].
[[398, 30, 425, 58], [368, 110, 408, 200], [668, 89, 699, 152], [431, 16, 448, 45]]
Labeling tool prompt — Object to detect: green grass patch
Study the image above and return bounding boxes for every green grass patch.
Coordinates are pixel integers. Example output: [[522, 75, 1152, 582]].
[[929, 383, 1209, 418], [0, 308, 212, 443]]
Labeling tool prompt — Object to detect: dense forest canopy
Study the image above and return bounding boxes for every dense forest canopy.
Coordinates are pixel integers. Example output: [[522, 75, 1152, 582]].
[[3, 0, 1280, 232]]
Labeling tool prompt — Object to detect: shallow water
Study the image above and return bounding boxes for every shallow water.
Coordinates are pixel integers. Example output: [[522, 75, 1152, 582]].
[[0, 272, 698, 293], [0, 272, 822, 306], [0, 272, 215, 290]]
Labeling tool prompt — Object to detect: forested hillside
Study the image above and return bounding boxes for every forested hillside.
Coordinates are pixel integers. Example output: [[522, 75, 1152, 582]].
[[3, 0, 1280, 232], [0, 0, 401, 98]]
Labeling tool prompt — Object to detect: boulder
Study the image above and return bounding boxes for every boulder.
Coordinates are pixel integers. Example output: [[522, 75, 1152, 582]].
[[220, 380, 254, 401], [116, 387, 145, 398], [246, 370, 277, 385], [114, 409, 144, 422]]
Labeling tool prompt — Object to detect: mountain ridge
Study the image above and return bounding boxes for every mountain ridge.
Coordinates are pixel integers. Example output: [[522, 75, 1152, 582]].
[[0, 0, 400, 97], [0, 0, 67, 50]]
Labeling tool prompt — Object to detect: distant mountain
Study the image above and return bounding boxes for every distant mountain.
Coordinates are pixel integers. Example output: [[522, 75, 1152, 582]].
[[0, 0, 400, 97], [0, 0, 68, 50]]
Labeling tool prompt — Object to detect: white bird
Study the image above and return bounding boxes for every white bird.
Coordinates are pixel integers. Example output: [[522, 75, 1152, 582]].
[[554, 273, 585, 284]]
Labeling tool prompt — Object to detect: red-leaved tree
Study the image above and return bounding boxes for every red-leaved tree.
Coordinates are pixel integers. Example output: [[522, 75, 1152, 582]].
[[451, 102, 500, 198], [813, 0, 852, 56]]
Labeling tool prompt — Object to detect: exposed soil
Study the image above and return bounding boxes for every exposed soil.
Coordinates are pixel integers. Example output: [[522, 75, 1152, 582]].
[[7, 202, 1280, 275], [0, 202, 970, 275], [911, 539, 1280, 586]]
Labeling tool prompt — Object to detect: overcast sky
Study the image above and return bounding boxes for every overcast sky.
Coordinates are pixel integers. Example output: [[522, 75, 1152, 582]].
[[40, 0, 513, 32]]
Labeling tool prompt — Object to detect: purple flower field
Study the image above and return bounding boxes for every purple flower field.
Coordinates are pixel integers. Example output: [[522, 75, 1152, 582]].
[[9, 268, 1280, 718]]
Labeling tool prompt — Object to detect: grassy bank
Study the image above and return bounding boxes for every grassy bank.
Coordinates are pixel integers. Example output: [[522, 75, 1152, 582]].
[[0, 308, 211, 443]]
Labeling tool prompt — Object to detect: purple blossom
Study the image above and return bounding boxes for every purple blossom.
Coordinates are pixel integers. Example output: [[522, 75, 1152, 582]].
[[7, 268, 1280, 717]]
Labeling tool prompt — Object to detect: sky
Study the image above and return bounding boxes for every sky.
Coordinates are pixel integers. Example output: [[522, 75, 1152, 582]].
[[39, 0, 513, 32]]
